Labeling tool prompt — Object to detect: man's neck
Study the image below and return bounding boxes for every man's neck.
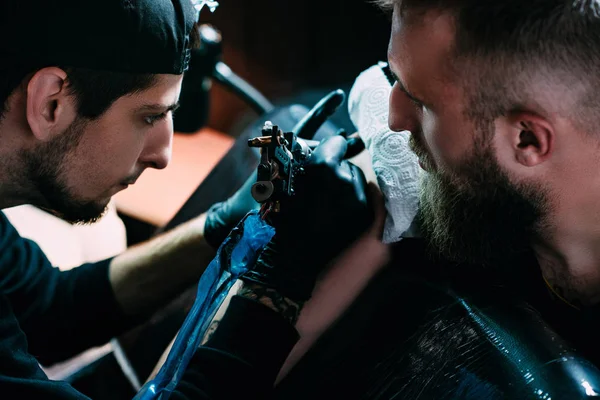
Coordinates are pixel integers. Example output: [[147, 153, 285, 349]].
[[0, 154, 41, 210], [532, 232, 600, 307], [0, 180, 31, 210], [0, 142, 43, 210]]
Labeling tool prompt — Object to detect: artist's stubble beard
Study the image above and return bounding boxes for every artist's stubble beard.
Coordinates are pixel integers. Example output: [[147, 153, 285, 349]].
[[20, 118, 108, 224]]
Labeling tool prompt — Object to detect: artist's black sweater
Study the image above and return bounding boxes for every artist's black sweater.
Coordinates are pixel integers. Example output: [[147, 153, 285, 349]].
[[0, 212, 298, 399]]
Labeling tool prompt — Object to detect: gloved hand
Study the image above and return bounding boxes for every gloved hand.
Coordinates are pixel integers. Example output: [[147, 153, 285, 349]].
[[241, 135, 372, 303], [203, 174, 260, 248]]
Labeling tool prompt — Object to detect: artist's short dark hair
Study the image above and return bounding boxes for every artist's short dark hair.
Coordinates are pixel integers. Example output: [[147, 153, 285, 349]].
[[374, 0, 600, 135], [0, 64, 155, 122], [0, 23, 200, 121]]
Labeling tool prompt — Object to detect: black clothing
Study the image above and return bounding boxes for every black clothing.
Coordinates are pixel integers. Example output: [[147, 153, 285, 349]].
[[4, 200, 599, 399], [0, 213, 298, 399], [275, 239, 600, 399], [0, 212, 133, 365]]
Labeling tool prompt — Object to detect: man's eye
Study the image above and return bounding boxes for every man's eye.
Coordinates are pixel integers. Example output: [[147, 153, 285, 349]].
[[144, 112, 168, 126]]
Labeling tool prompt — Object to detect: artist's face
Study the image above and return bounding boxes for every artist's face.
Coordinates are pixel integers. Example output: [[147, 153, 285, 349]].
[[387, 7, 550, 266], [23, 73, 183, 224]]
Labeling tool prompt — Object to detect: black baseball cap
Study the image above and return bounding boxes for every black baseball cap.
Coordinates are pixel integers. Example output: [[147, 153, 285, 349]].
[[0, 0, 200, 74]]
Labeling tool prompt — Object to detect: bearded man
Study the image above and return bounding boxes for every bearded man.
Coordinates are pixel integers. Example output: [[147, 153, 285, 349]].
[[271, 1, 600, 398]]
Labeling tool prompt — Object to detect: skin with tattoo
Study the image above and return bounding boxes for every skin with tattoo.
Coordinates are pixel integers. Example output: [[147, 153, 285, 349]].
[[147, 280, 302, 382], [203, 283, 301, 343], [238, 283, 303, 324]]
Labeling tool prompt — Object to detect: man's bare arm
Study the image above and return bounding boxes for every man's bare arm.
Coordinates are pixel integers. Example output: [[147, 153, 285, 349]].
[[109, 213, 216, 318]]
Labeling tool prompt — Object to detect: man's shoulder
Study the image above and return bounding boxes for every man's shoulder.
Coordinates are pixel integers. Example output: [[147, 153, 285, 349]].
[[0, 210, 31, 258], [0, 210, 52, 293], [0, 211, 22, 244], [0, 211, 26, 267]]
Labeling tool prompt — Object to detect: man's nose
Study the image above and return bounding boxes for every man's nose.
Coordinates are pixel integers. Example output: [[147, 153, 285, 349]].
[[139, 125, 173, 170], [388, 83, 421, 133]]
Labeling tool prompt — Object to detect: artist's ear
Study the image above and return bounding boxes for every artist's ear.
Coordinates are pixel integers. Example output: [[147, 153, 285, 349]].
[[26, 67, 77, 141], [495, 111, 554, 168]]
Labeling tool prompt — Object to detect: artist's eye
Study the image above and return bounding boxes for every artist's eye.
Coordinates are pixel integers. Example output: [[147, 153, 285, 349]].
[[144, 112, 168, 126]]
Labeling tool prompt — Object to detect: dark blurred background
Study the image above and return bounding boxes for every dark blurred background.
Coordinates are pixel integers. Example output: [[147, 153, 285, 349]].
[[201, 0, 392, 135]]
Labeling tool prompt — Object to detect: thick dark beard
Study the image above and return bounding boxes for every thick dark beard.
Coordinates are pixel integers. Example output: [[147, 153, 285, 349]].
[[416, 143, 551, 269], [21, 119, 108, 225]]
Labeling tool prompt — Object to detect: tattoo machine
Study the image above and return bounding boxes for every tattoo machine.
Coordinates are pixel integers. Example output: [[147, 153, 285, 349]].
[[247, 89, 364, 219]]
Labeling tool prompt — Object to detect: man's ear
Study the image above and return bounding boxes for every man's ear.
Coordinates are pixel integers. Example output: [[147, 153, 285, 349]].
[[497, 111, 554, 167], [26, 67, 77, 141]]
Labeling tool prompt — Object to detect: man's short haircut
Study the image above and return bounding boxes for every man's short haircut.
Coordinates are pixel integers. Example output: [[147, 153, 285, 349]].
[[375, 0, 600, 136], [0, 66, 156, 121]]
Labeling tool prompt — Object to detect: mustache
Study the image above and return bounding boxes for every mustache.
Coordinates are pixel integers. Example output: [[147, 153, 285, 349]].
[[408, 132, 435, 171]]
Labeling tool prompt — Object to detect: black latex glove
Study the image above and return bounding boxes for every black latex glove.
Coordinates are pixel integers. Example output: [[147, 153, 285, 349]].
[[241, 135, 372, 303], [204, 174, 260, 248]]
